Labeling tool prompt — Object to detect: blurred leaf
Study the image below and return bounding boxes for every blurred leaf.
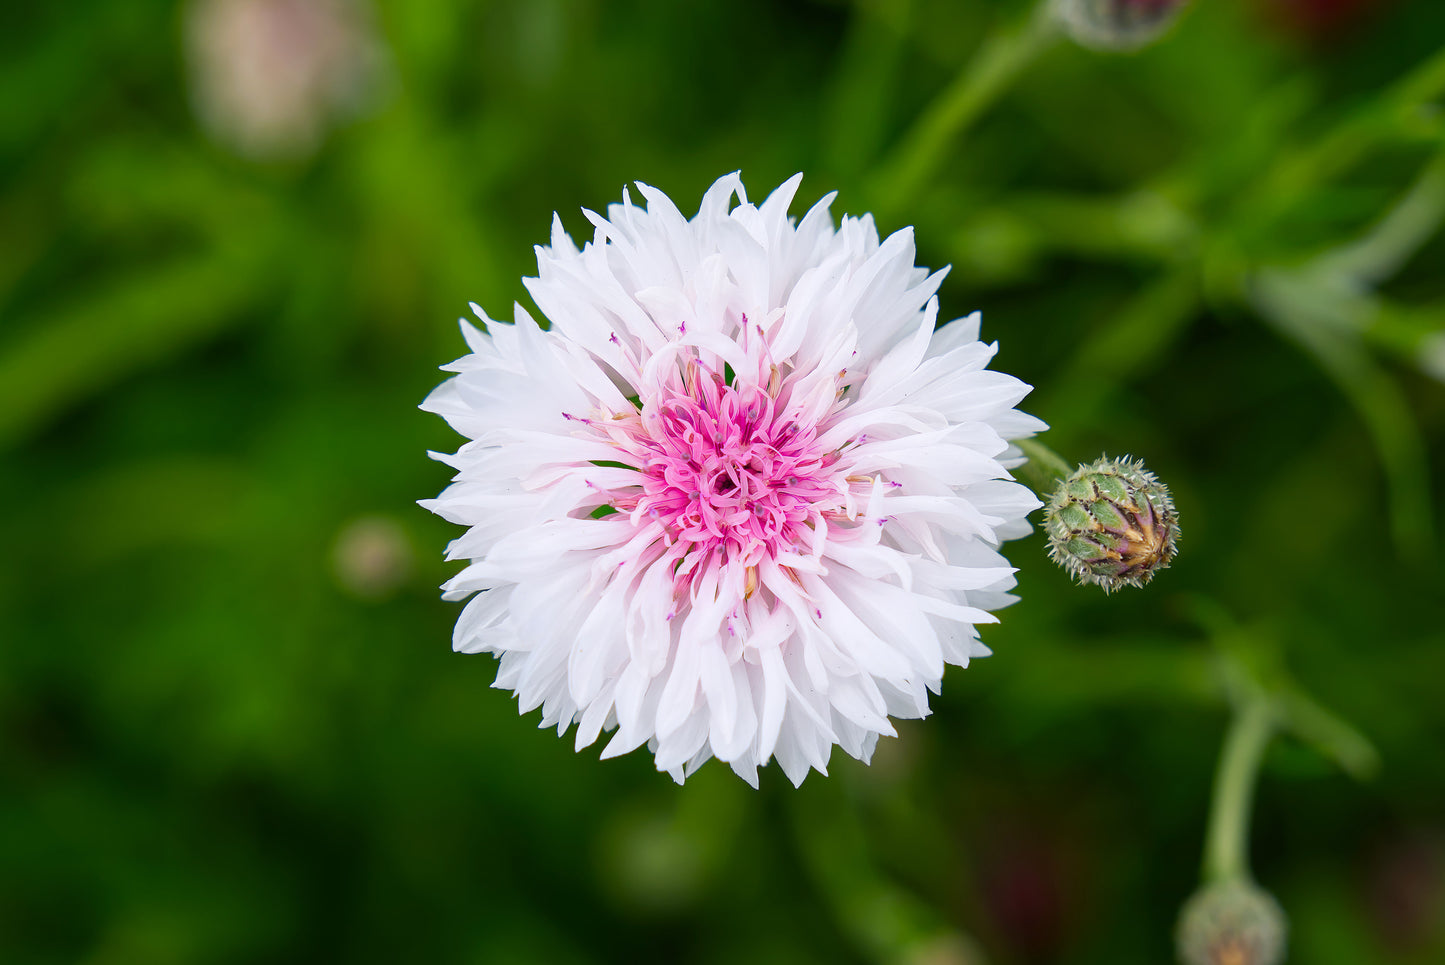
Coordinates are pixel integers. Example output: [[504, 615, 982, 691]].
[[1035, 266, 1200, 435], [0, 248, 269, 449], [1277, 687, 1381, 783], [789, 782, 986, 965]]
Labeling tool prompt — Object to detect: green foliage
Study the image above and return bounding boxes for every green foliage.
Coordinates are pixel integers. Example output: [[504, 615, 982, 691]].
[[3, 1, 1444, 963]]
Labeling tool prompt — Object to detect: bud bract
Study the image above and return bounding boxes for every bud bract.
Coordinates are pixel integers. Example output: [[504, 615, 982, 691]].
[[1044, 456, 1178, 592], [1176, 880, 1287, 965], [1053, 0, 1191, 52]]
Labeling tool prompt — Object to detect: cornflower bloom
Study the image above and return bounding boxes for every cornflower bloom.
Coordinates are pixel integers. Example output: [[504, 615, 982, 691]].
[[422, 174, 1045, 785]]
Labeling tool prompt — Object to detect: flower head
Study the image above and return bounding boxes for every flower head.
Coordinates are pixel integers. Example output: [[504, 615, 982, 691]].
[[421, 174, 1045, 785]]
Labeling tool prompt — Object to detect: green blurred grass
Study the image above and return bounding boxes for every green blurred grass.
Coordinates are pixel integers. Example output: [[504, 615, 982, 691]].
[[2, 1, 1444, 963]]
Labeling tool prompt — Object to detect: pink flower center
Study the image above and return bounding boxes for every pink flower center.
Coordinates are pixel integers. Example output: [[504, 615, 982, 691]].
[[591, 360, 844, 569]]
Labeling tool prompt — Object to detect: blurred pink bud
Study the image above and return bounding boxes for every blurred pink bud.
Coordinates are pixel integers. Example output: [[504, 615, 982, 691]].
[[331, 515, 414, 601], [186, 0, 384, 160]]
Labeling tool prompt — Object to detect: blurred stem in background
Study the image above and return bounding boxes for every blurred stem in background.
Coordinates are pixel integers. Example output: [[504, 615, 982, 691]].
[[1250, 152, 1445, 563], [1190, 598, 1380, 886], [868, 0, 1059, 217], [1174, 600, 1384, 963], [1204, 682, 1273, 885], [789, 785, 989, 965]]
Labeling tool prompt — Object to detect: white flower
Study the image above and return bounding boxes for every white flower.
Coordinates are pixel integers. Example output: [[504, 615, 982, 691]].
[[421, 174, 1045, 786]]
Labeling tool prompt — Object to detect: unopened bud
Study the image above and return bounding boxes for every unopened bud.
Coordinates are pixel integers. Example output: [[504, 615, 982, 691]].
[[1053, 0, 1191, 52], [331, 514, 414, 601], [1045, 456, 1178, 592], [187, 0, 385, 160], [1176, 881, 1287, 965]]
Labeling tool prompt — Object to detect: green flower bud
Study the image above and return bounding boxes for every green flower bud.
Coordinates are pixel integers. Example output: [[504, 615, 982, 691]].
[[1044, 456, 1178, 592], [1053, 0, 1191, 52], [1176, 881, 1287, 965]]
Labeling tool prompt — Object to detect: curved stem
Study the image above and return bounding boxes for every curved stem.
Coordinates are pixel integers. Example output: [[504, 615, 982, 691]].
[[1014, 437, 1073, 495], [869, 2, 1058, 216], [1203, 695, 1275, 883]]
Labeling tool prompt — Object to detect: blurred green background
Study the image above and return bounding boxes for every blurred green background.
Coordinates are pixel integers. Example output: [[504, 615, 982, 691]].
[[3, 1, 1444, 962]]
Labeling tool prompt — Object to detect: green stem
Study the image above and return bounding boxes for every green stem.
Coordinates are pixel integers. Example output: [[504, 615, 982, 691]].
[[1203, 695, 1275, 883], [1014, 437, 1073, 495], [869, 2, 1058, 216]]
